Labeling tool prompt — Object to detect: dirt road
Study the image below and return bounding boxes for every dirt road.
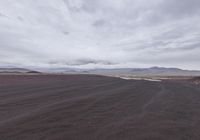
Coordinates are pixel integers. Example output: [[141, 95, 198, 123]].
[[0, 75, 200, 140]]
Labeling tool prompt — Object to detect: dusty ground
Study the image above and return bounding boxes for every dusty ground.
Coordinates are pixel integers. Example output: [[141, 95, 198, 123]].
[[0, 75, 200, 140]]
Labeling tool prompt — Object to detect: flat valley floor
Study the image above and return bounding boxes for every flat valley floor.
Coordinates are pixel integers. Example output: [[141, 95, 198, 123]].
[[0, 75, 200, 140]]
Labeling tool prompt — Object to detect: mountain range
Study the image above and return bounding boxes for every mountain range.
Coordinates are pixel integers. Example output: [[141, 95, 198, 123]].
[[45, 67, 200, 76], [1, 67, 200, 76], [0, 68, 40, 74]]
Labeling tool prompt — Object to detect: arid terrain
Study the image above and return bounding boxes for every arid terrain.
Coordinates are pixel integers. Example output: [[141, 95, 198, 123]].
[[0, 75, 200, 140]]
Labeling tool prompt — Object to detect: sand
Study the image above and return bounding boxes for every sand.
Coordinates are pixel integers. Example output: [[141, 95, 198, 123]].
[[0, 75, 200, 140]]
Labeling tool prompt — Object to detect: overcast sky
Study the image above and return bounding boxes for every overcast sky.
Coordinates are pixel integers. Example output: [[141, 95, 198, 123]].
[[0, 0, 200, 69]]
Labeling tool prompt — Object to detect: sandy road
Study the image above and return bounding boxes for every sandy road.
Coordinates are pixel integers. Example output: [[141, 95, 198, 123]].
[[0, 75, 200, 140]]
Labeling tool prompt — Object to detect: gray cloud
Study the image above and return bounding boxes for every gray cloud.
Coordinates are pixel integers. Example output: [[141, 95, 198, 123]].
[[0, 0, 200, 69]]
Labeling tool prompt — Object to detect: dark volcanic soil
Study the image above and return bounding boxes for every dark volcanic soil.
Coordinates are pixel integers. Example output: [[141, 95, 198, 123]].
[[0, 75, 200, 140]]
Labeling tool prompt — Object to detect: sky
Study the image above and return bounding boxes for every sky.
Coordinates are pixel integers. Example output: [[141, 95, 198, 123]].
[[0, 0, 200, 70]]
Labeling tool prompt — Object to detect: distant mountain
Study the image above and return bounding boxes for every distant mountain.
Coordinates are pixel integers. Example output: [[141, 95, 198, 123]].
[[48, 67, 200, 76], [1, 67, 200, 76], [88, 67, 200, 76], [0, 68, 39, 73], [26, 71, 41, 74], [40, 68, 84, 74]]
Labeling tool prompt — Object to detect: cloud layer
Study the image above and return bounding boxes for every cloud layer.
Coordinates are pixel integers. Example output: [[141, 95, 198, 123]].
[[0, 0, 200, 69]]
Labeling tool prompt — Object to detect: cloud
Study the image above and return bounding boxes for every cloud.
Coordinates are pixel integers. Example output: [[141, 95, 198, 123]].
[[0, 0, 200, 69]]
